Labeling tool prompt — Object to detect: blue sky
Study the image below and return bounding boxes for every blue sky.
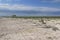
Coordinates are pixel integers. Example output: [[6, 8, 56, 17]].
[[0, 0, 60, 16]]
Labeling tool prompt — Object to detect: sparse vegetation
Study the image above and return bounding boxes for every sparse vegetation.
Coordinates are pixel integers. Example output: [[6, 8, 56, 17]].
[[0, 17, 60, 40], [41, 25, 60, 31], [52, 27, 59, 31], [0, 33, 7, 38], [11, 15, 17, 18], [41, 25, 52, 28], [47, 37, 52, 40], [41, 18, 46, 24]]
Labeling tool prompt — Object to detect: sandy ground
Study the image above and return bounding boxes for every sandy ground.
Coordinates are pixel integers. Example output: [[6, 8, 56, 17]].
[[0, 18, 60, 40]]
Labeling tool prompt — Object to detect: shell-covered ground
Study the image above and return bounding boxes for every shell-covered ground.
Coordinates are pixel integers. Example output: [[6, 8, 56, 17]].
[[0, 18, 60, 40]]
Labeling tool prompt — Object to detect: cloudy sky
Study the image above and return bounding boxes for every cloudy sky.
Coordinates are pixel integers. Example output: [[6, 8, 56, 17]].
[[0, 0, 60, 16]]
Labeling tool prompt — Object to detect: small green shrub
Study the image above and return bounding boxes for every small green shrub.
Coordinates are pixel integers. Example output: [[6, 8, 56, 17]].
[[52, 27, 59, 31], [41, 25, 52, 29], [12, 15, 16, 18], [47, 37, 52, 39], [41, 18, 46, 24]]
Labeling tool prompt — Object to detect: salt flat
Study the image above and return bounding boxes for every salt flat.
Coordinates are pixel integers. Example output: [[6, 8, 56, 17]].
[[0, 18, 60, 40]]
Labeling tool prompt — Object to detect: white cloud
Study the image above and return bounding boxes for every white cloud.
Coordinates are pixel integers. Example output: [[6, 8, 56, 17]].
[[40, 0, 60, 2], [0, 4, 60, 12], [5, 0, 21, 2], [38, 7, 60, 12], [0, 0, 21, 3], [54, 0, 60, 2], [52, 0, 60, 2]]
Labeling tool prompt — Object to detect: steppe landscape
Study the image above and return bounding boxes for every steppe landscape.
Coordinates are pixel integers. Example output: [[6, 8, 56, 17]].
[[0, 17, 60, 40]]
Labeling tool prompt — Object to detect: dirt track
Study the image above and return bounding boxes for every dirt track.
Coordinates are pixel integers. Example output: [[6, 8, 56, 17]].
[[0, 18, 60, 40]]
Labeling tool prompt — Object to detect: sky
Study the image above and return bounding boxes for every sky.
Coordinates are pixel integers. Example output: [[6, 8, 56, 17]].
[[0, 0, 60, 16]]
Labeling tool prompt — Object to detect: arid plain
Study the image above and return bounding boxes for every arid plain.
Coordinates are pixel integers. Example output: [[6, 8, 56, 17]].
[[0, 18, 60, 40]]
